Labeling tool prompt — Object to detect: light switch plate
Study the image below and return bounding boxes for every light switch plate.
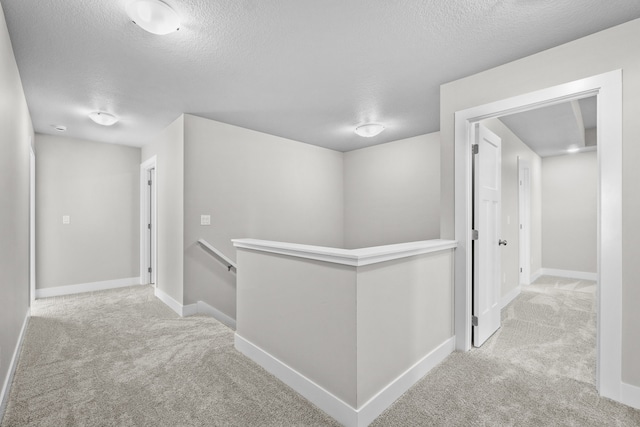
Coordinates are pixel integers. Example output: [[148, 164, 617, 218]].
[[200, 215, 211, 226], [62, 215, 70, 225]]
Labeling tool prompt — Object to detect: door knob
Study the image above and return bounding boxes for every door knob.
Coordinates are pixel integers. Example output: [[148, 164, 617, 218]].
[[499, 239, 508, 246]]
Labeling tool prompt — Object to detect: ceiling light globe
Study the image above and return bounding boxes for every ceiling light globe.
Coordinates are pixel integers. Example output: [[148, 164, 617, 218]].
[[355, 123, 385, 138], [127, 0, 180, 35], [89, 112, 119, 126]]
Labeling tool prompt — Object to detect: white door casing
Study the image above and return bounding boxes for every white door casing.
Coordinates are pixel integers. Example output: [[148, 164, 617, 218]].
[[473, 125, 502, 347], [518, 158, 531, 286], [454, 70, 622, 401], [140, 156, 157, 286]]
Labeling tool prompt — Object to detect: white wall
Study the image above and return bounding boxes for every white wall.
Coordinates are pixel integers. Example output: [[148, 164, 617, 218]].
[[542, 151, 597, 273], [35, 134, 141, 289], [440, 18, 640, 386], [0, 2, 33, 416], [343, 133, 440, 249], [141, 115, 185, 304], [482, 118, 542, 297], [183, 114, 344, 318]]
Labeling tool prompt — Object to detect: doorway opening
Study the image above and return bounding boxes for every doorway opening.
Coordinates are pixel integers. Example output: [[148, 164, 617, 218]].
[[140, 156, 157, 286], [454, 70, 622, 400]]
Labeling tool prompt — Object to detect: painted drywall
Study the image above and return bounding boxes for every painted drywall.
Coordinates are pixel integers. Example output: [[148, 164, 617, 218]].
[[440, 19, 640, 385], [542, 151, 597, 273], [182, 114, 344, 318], [236, 250, 357, 406], [343, 133, 440, 249], [141, 116, 184, 304], [35, 134, 140, 289], [0, 2, 33, 416], [356, 250, 454, 406], [482, 118, 542, 298]]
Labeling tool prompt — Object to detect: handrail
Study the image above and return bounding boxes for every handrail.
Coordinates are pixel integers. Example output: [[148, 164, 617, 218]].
[[197, 238, 237, 271]]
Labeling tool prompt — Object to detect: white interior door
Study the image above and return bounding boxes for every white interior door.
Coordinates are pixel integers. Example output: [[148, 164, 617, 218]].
[[473, 124, 503, 347], [518, 159, 531, 286]]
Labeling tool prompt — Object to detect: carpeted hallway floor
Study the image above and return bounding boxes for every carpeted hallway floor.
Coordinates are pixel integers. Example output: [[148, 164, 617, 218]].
[[2, 277, 639, 426]]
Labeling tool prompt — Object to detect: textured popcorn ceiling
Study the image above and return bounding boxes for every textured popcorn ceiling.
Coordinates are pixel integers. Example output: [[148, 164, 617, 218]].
[[3, 0, 640, 151]]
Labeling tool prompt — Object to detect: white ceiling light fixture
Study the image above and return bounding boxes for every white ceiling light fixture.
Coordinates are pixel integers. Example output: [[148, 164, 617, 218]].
[[355, 123, 385, 138], [126, 0, 180, 35], [567, 147, 580, 153], [89, 111, 119, 126], [52, 124, 67, 132]]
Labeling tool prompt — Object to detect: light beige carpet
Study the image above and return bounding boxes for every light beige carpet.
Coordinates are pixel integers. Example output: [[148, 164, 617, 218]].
[[2, 278, 640, 426]]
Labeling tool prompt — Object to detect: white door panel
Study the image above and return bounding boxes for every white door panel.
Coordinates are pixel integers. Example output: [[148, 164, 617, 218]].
[[473, 124, 502, 347]]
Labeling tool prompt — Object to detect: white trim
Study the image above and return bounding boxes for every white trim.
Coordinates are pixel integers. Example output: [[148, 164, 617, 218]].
[[35, 277, 141, 299], [232, 238, 457, 267], [357, 337, 455, 427], [537, 268, 598, 281], [530, 269, 543, 283], [29, 142, 35, 303], [154, 287, 187, 316], [235, 333, 454, 427], [140, 156, 157, 285], [453, 70, 622, 402], [196, 301, 236, 330], [620, 382, 640, 410], [0, 309, 30, 420], [500, 285, 521, 309]]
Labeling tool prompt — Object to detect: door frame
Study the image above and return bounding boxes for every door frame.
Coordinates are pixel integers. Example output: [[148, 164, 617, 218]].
[[140, 156, 157, 286], [29, 141, 35, 302], [453, 70, 622, 400], [518, 158, 531, 286]]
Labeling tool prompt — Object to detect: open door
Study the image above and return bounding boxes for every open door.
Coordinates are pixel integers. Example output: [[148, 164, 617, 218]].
[[473, 124, 503, 347]]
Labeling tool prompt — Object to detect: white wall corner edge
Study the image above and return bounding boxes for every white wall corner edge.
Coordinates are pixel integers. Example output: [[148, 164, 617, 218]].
[[620, 382, 640, 410], [35, 277, 142, 299], [234, 333, 455, 427], [0, 309, 30, 420], [500, 285, 521, 309], [154, 291, 236, 329]]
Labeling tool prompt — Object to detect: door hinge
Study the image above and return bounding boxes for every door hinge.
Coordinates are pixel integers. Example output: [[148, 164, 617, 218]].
[[148, 179, 152, 186], [148, 267, 152, 273], [472, 230, 479, 240], [520, 268, 523, 273], [472, 315, 478, 327], [148, 223, 151, 230], [472, 144, 479, 154]]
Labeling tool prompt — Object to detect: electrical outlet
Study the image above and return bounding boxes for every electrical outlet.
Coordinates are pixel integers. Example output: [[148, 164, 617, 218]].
[[200, 215, 211, 226], [62, 215, 70, 225]]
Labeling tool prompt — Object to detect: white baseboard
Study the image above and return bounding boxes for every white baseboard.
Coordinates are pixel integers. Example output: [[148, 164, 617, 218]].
[[154, 287, 188, 316], [36, 277, 142, 299], [501, 285, 521, 309], [621, 382, 640, 410], [539, 268, 597, 281], [530, 269, 543, 283], [154, 291, 237, 329], [357, 336, 455, 426], [195, 301, 236, 330], [0, 309, 30, 420], [235, 334, 454, 427]]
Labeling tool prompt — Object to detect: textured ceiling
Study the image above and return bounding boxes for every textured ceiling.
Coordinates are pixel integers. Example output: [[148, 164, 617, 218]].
[[499, 97, 597, 157], [2, 0, 639, 151]]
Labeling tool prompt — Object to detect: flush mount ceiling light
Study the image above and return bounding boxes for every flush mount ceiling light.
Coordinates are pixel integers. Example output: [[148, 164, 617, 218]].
[[354, 123, 385, 138], [567, 147, 580, 153], [88, 111, 118, 126], [52, 125, 67, 132], [126, 0, 180, 35]]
